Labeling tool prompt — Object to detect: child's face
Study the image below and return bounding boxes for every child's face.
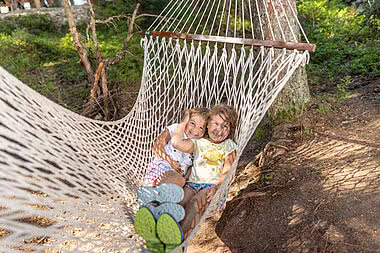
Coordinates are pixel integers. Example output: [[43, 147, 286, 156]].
[[184, 114, 207, 139], [207, 114, 231, 143]]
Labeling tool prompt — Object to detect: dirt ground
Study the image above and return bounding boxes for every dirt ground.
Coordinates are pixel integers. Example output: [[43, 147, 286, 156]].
[[187, 78, 380, 253]]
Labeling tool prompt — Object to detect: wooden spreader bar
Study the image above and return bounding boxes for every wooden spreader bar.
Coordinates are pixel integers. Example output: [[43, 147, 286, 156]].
[[145, 31, 316, 52]]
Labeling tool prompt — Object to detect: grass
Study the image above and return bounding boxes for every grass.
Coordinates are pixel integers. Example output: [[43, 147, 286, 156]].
[[0, 14, 144, 113], [316, 104, 331, 114]]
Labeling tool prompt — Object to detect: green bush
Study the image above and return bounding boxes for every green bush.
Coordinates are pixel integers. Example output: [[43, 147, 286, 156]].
[[0, 19, 16, 35], [298, 0, 380, 85], [0, 14, 59, 35], [0, 31, 39, 74], [361, 0, 380, 34]]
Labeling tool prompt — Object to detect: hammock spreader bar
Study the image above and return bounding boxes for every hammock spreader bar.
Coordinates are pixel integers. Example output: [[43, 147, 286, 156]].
[[145, 31, 316, 52]]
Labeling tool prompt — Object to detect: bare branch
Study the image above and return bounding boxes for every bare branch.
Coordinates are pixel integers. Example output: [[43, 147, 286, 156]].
[[92, 13, 156, 34], [127, 3, 140, 42], [67, 1, 144, 119], [85, 25, 90, 41], [101, 68, 109, 119], [95, 14, 129, 25], [81, 88, 122, 119], [88, 61, 104, 112], [94, 14, 159, 25], [88, 0, 101, 61], [63, 0, 94, 84], [107, 3, 141, 66], [133, 22, 143, 32], [136, 13, 160, 19], [125, 49, 143, 61]]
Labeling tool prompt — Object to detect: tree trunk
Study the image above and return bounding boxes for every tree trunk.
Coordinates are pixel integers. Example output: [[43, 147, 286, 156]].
[[34, 0, 41, 8], [269, 66, 310, 117], [253, 0, 311, 118], [267, 0, 311, 118]]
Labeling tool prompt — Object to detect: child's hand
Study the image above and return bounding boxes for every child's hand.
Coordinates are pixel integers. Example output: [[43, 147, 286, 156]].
[[182, 109, 191, 123], [152, 142, 184, 176], [167, 159, 184, 176], [184, 167, 192, 181]]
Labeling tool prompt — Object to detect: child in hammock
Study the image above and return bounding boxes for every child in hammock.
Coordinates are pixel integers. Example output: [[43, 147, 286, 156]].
[[172, 104, 238, 237], [135, 104, 238, 252], [135, 108, 209, 252], [143, 107, 209, 187]]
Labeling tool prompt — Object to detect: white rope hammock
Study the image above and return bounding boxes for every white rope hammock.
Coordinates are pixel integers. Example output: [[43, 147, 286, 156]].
[[0, 0, 315, 252]]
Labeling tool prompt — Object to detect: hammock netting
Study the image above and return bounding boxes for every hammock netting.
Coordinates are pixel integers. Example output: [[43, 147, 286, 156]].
[[0, 0, 315, 252]]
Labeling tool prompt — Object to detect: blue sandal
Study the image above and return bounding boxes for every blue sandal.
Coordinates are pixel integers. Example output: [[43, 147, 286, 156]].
[[134, 207, 165, 253], [144, 202, 185, 223], [137, 184, 184, 204], [157, 213, 184, 253]]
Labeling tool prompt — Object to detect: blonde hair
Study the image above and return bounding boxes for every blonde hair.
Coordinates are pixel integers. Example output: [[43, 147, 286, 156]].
[[209, 104, 238, 139], [186, 107, 210, 120]]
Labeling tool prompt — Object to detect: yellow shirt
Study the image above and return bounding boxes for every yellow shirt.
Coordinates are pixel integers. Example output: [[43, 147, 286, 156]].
[[189, 138, 238, 184]]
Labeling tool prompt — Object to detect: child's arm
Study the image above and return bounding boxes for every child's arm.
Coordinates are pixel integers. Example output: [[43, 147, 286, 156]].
[[207, 150, 236, 202], [152, 129, 181, 173], [152, 129, 171, 158], [171, 111, 195, 154], [184, 166, 192, 181]]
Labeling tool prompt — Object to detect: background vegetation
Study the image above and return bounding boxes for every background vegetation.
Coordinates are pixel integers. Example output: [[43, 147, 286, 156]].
[[297, 0, 380, 87], [0, 0, 379, 114]]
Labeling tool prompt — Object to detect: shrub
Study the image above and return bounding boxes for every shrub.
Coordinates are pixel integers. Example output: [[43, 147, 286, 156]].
[[298, 0, 380, 85], [0, 14, 59, 35]]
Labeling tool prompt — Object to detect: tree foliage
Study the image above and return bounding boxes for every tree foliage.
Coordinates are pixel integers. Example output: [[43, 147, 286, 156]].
[[297, 0, 380, 85], [0, 0, 379, 116]]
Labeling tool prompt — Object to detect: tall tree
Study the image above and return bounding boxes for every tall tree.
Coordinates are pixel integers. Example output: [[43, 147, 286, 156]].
[[254, 0, 311, 118], [269, 0, 311, 118]]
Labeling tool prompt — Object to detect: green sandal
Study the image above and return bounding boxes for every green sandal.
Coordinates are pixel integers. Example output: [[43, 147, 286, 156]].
[[156, 213, 184, 253], [134, 207, 165, 253]]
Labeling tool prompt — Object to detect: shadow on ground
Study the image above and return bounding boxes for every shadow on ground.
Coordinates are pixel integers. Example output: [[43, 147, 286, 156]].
[[188, 79, 380, 253]]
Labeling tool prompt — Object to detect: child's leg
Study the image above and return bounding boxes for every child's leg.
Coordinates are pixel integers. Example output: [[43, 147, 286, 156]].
[[180, 188, 211, 238], [178, 187, 195, 208], [156, 170, 185, 187]]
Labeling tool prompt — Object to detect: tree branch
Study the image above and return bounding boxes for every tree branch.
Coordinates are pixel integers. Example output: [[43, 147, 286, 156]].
[[107, 3, 141, 65], [101, 67, 109, 119], [88, 0, 101, 60], [65, 1, 143, 119], [63, 0, 94, 84], [95, 13, 159, 25], [95, 14, 129, 25], [127, 3, 140, 42], [88, 61, 104, 112]]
